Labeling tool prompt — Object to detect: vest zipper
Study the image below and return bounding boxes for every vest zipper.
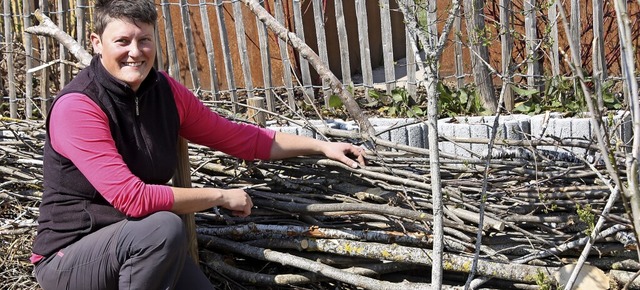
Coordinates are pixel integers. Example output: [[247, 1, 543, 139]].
[[135, 96, 140, 116]]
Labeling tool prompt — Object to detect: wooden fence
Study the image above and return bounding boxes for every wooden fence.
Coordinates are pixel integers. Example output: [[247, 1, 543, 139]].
[[1, 0, 639, 120]]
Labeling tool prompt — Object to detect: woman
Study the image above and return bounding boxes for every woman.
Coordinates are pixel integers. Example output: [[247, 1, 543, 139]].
[[31, 0, 365, 288]]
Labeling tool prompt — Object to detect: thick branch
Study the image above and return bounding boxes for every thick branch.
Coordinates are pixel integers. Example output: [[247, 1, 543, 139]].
[[239, 0, 374, 137], [25, 9, 92, 67]]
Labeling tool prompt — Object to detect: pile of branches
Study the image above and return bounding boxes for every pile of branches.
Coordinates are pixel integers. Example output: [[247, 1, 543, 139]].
[[2, 116, 640, 289]]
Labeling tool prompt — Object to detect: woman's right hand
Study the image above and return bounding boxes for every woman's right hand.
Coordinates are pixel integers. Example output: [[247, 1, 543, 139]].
[[219, 189, 253, 217]]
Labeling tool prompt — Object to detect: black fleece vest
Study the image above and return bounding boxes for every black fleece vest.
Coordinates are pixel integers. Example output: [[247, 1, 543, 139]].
[[33, 56, 180, 258]]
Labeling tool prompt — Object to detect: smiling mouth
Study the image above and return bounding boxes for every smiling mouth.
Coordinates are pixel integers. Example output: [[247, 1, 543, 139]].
[[123, 62, 143, 67]]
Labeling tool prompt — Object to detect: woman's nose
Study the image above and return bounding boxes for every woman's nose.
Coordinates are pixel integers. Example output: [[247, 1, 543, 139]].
[[129, 43, 142, 57]]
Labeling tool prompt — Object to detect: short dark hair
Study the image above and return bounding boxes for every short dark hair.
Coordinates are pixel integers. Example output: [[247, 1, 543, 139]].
[[94, 0, 157, 36]]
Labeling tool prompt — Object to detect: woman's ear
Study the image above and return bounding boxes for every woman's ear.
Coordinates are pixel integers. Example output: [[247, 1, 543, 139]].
[[90, 33, 102, 55]]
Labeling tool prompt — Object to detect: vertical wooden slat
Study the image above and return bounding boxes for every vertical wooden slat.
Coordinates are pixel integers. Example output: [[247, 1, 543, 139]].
[[292, 0, 314, 101], [233, 1, 255, 99], [215, 0, 239, 112], [405, 28, 416, 97], [311, 0, 330, 104], [379, 0, 395, 94], [4, 0, 17, 118], [198, 0, 220, 98], [454, 5, 464, 89], [273, 0, 296, 109], [0, 34, 3, 108], [256, 0, 274, 112], [247, 97, 266, 126], [463, 0, 497, 112], [592, 0, 606, 110], [58, 0, 69, 87], [427, 0, 437, 45], [39, 0, 51, 115], [334, 0, 351, 86], [24, 0, 34, 118], [153, 23, 164, 70], [355, 0, 373, 98], [499, 0, 513, 110], [161, 0, 180, 80], [549, 0, 560, 78], [179, 0, 201, 90], [570, 0, 581, 68], [10, 0, 23, 43], [524, 0, 540, 90], [76, 0, 85, 47]]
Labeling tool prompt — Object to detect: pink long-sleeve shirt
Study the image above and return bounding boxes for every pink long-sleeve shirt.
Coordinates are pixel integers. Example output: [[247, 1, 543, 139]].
[[48, 72, 275, 218]]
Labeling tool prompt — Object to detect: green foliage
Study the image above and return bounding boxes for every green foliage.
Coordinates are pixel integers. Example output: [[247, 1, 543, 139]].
[[437, 82, 487, 118], [328, 95, 343, 108], [535, 269, 554, 290], [513, 76, 623, 115], [368, 88, 425, 118], [576, 203, 595, 235]]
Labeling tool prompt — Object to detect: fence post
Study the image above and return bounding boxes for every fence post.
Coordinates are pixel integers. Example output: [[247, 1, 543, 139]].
[[524, 0, 541, 91], [499, 0, 513, 111], [570, 0, 581, 68], [292, 0, 314, 101], [247, 97, 266, 127], [232, 0, 255, 99], [24, 0, 34, 118], [592, 0, 606, 110], [179, 0, 201, 90], [198, 0, 220, 99], [380, 0, 396, 94], [463, 0, 497, 113], [4, 0, 17, 119], [38, 0, 51, 116], [355, 0, 373, 101], [454, 4, 464, 89], [334, 0, 351, 86], [57, 0, 69, 87], [548, 0, 560, 79], [312, 0, 331, 104], [273, 0, 296, 110], [76, 0, 85, 47], [214, 0, 239, 112], [256, 0, 274, 112], [160, 0, 179, 78]]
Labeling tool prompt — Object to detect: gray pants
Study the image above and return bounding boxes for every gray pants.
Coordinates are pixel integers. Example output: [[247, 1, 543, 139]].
[[34, 211, 213, 290]]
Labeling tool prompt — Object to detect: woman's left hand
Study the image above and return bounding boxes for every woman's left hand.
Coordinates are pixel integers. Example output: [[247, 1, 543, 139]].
[[321, 142, 366, 168]]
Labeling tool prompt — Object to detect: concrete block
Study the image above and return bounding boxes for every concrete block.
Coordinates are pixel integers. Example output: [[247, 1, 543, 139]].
[[530, 111, 632, 158], [603, 111, 632, 152], [407, 123, 427, 148], [438, 115, 530, 158]]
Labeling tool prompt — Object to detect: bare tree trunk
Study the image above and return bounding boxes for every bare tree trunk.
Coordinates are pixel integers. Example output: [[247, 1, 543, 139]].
[[554, 1, 635, 288], [614, 0, 640, 261], [396, 0, 461, 287], [462, 0, 497, 113]]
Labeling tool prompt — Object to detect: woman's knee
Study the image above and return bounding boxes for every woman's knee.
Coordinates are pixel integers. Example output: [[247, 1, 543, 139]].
[[123, 211, 187, 250]]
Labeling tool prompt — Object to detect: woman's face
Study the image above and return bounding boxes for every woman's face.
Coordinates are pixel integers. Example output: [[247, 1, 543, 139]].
[[90, 18, 156, 92]]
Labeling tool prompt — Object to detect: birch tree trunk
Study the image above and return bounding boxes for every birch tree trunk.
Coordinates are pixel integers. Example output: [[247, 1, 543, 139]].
[[462, 0, 497, 113], [614, 0, 640, 259], [396, 0, 461, 287]]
